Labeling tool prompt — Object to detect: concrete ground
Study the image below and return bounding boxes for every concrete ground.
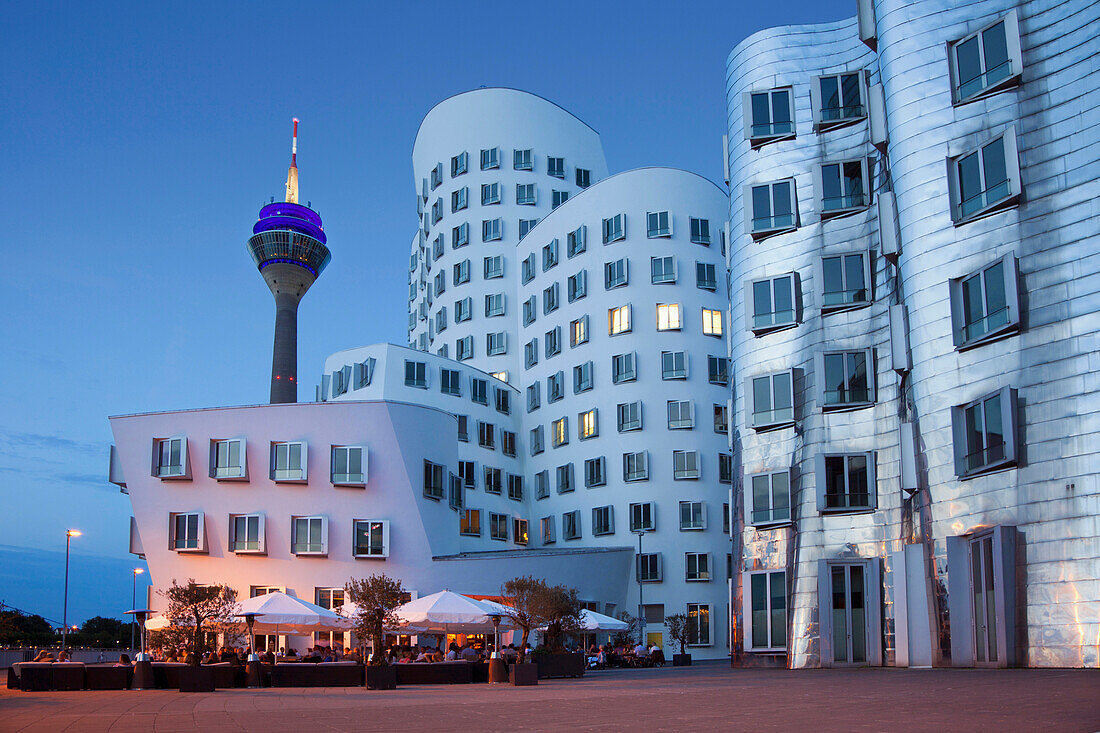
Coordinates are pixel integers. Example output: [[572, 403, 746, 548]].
[[1, 662, 1097, 732]]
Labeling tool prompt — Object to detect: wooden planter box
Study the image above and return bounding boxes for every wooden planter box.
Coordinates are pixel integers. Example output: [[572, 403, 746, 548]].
[[178, 665, 215, 693], [535, 653, 585, 679], [365, 664, 397, 690], [509, 662, 538, 686], [672, 654, 692, 667]]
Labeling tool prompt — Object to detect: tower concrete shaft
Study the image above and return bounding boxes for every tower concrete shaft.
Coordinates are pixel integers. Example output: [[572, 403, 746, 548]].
[[264, 262, 317, 403]]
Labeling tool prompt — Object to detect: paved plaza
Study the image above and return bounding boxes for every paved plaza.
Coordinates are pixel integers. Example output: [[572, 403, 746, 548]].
[[1, 663, 1097, 732]]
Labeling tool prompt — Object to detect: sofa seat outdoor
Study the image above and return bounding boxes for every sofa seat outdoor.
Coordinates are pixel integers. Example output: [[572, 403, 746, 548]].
[[535, 653, 585, 679], [394, 661, 472, 685], [151, 662, 187, 689], [84, 665, 132, 690], [50, 662, 86, 690], [10, 663, 53, 691], [270, 661, 362, 687]]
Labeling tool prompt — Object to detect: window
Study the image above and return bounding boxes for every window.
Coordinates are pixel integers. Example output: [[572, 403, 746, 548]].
[[750, 470, 791, 526], [271, 441, 306, 481], [696, 262, 717, 291], [687, 603, 711, 645], [545, 326, 562, 357], [667, 400, 693, 430], [535, 470, 550, 499], [154, 437, 187, 478], [748, 180, 796, 237], [629, 502, 655, 532], [647, 211, 671, 238], [950, 254, 1020, 348], [451, 187, 468, 212], [423, 460, 445, 499], [707, 356, 729, 386], [714, 404, 729, 434], [451, 151, 468, 177], [605, 258, 629, 289], [702, 308, 723, 336], [482, 218, 502, 242], [355, 358, 376, 389], [567, 270, 587, 302], [817, 158, 869, 215], [718, 453, 733, 485], [438, 369, 462, 399], [952, 387, 1018, 477], [524, 339, 539, 369], [820, 252, 871, 311], [567, 225, 586, 257], [455, 298, 472, 324], [530, 426, 544, 455], [547, 156, 565, 179], [543, 283, 559, 314], [624, 451, 649, 482], [949, 127, 1020, 223], [562, 510, 580, 540], [430, 163, 443, 190], [477, 421, 495, 449], [541, 516, 556, 544], [686, 554, 711, 582], [817, 349, 874, 409], [690, 217, 710, 245], [484, 467, 503, 494], [585, 457, 606, 488], [576, 168, 591, 188], [332, 364, 353, 398], [513, 148, 533, 171], [170, 512, 203, 551], [435, 308, 448, 333], [662, 350, 687, 380], [404, 360, 428, 388], [637, 553, 662, 582], [608, 305, 631, 335], [745, 87, 794, 144], [519, 219, 537, 240], [949, 11, 1022, 103], [556, 463, 574, 494], [745, 570, 787, 651], [547, 371, 564, 402], [353, 520, 388, 558], [679, 501, 706, 530], [602, 214, 625, 244], [578, 408, 598, 439], [229, 514, 263, 553], [481, 147, 499, 170], [516, 183, 536, 205], [486, 331, 506, 355], [814, 71, 866, 129], [651, 256, 676, 284], [458, 460, 476, 489], [452, 222, 469, 248], [431, 198, 443, 224], [457, 415, 469, 443], [816, 452, 876, 511], [292, 515, 327, 555], [490, 512, 509, 541], [460, 509, 481, 537], [570, 315, 589, 347], [593, 505, 614, 535], [456, 334, 473, 360], [749, 274, 798, 332], [480, 182, 501, 206], [612, 352, 637, 383], [513, 518, 529, 545], [552, 417, 569, 447], [482, 255, 504, 280], [673, 450, 700, 480], [433, 271, 446, 297], [450, 473, 465, 511], [522, 254, 536, 284], [453, 260, 470, 286], [495, 388, 511, 416], [617, 401, 642, 432], [552, 190, 569, 209], [749, 370, 794, 429], [656, 303, 682, 331], [331, 446, 366, 485], [211, 439, 244, 479], [484, 294, 505, 318], [571, 361, 595, 395], [508, 474, 524, 501]]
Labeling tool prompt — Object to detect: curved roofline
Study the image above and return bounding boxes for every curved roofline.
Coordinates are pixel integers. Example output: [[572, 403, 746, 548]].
[[324, 341, 519, 391], [413, 87, 601, 153], [108, 397, 461, 422], [726, 15, 856, 66]]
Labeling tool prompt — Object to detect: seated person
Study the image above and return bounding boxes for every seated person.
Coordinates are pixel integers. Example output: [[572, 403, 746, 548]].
[[460, 644, 480, 661], [55, 650, 72, 662], [500, 644, 518, 660], [261, 649, 275, 665], [32, 650, 54, 662], [414, 648, 432, 663], [116, 653, 132, 667], [445, 643, 459, 661]]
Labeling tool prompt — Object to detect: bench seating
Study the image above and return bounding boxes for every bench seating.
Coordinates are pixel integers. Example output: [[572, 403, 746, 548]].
[[270, 662, 362, 687], [84, 665, 132, 690], [394, 661, 472, 685]]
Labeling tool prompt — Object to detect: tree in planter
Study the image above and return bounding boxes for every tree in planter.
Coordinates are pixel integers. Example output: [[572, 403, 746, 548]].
[[665, 613, 691, 655], [160, 579, 239, 665], [344, 573, 406, 665], [500, 576, 556, 664], [540, 586, 583, 651], [611, 611, 641, 649]]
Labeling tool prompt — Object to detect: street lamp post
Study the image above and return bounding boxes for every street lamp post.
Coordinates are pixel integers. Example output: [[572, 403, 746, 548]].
[[131, 568, 144, 650], [62, 529, 81, 651], [634, 530, 646, 646]]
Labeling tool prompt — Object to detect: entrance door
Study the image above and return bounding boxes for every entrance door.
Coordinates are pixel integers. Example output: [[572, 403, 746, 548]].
[[830, 564, 867, 665], [970, 534, 998, 664]]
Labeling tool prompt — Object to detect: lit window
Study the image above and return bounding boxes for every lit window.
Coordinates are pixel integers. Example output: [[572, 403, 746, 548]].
[[651, 256, 676, 284], [516, 183, 536, 205], [612, 353, 637, 384], [749, 370, 794, 429], [579, 408, 598, 440], [552, 416, 569, 447], [817, 349, 874, 409], [482, 218, 502, 242], [949, 254, 1020, 349], [647, 211, 671, 238], [702, 308, 723, 336], [656, 303, 682, 331], [490, 512, 509, 541], [813, 71, 867, 130], [949, 127, 1020, 224], [623, 451, 648, 482], [211, 439, 244, 479], [592, 505, 614, 535], [170, 512, 203, 551], [585, 457, 606, 488], [667, 400, 693, 429], [629, 501, 655, 531], [661, 350, 687, 380], [820, 252, 871, 312], [816, 452, 876, 512], [687, 603, 711, 645], [745, 87, 794, 145], [480, 147, 499, 170], [567, 270, 588, 302], [481, 182, 501, 206], [567, 225, 586, 257], [562, 510, 581, 540], [817, 158, 869, 215], [686, 553, 711, 582], [331, 445, 366, 485], [748, 274, 797, 332], [602, 214, 626, 244], [541, 516, 556, 544], [749, 470, 791, 526], [229, 513, 263, 553], [951, 387, 1018, 477], [690, 217, 710, 245], [291, 515, 327, 555], [154, 437, 187, 478], [673, 450, 699, 480], [353, 519, 388, 557], [460, 509, 481, 537], [513, 148, 533, 171], [513, 518, 529, 545], [271, 441, 307, 481], [617, 401, 642, 432], [949, 11, 1022, 103], [748, 180, 796, 237], [609, 305, 631, 335], [570, 315, 589, 347], [547, 156, 565, 179], [745, 570, 786, 651]]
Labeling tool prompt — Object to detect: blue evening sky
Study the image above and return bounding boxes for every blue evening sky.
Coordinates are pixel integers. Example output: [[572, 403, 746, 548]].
[[0, 0, 850, 624]]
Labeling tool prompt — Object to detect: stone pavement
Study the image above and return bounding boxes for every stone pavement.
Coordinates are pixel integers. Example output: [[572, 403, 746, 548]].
[[1, 663, 1097, 732]]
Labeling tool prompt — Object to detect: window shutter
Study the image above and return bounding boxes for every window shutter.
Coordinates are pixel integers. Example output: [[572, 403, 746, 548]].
[[817, 561, 834, 664], [950, 405, 967, 477], [866, 451, 878, 510], [320, 516, 329, 556], [1003, 125, 1021, 201], [300, 442, 309, 481], [741, 186, 755, 235], [814, 453, 827, 512], [945, 154, 962, 223], [655, 554, 663, 582], [813, 352, 826, 408], [167, 514, 175, 551], [948, 275, 966, 347], [900, 422, 919, 493], [740, 572, 755, 650], [1002, 254, 1021, 332], [869, 83, 887, 150], [878, 190, 900, 260], [945, 535, 973, 666], [809, 77, 823, 129], [321, 373, 331, 400], [857, 0, 876, 48], [890, 305, 911, 372], [722, 132, 731, 184], [257, 514, 267, 554], [1001, 387, 1019, 466], [196, 512, 207, 553], [866, 348, 878, 402]]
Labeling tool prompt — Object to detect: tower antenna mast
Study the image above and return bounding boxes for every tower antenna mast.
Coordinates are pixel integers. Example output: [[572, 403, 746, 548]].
[[285, 118, 299, 204]]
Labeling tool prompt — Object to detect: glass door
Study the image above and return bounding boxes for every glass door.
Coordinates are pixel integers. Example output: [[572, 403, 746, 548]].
[[970, 535, 998, 664], [830, 564, 867, 665]]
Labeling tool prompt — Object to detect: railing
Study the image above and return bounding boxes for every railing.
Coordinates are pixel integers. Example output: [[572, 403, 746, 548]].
[[823, 192, 866, 211], [753, 309, 795, 329], [232, 540, 261, 551], [751, 120, 794, 138], [958, 59, 1013, 100], [966, 440, 1006, 471], [753, 406, 794, 426], [274, 467, 304, 480], [752, 506, 791, 524], [964, 305, 1010, 341], [823, 287, 869, 308], [824, 491, 870, 509], [752, 213, 795, 232], [824, 387, 871, 405], [332, 472, 364, 484], [820, 104, 865, 122], [959, 178, 1011, 219]]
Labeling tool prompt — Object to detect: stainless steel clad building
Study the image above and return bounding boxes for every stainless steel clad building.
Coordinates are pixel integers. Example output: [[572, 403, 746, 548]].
[[724, 0, 1099, 668]]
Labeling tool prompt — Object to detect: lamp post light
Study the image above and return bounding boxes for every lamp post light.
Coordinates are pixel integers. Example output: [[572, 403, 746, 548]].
[[62, 529, 81, 651], [131, 568, 144, 650], [634, 529, 646, 646]]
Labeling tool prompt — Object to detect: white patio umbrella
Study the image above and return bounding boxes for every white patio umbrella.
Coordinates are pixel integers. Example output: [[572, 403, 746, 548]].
[[235, 591, 352, 635], [394, 590, 519, 634], [536, 609, 629, 632]]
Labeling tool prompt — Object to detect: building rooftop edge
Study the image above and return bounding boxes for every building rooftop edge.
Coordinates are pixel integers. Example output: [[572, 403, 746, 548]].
[[108, 397, 460, 423]]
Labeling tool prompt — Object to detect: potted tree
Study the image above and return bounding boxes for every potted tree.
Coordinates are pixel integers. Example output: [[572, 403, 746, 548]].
[[345, 573, 406, 690], [160, 579, 239, 691], [499, 576, 555, 686], [536, 584, 585, 678], [664, 613, 693, 666]]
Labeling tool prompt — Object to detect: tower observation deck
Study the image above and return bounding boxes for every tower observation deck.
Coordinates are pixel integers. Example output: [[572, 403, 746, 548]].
[[247, 119, 331, 404]]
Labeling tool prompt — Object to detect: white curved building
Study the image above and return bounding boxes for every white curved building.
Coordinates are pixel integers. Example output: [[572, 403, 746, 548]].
[[726, 0, 1099, 668]]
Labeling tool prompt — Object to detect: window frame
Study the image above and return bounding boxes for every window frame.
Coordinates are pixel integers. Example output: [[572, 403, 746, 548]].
[[947, 126, 1021, 225], [743, 86, 796, 146], [562, 510, 581, 540], [637, 553, 663, 583], [489, 512, 509, 541], [747, 370, 795, 430], [702, 308, 723, 337], [290, 514, 328, 556], [480, 147, 499, 170], [460, 509, 481, 537], [651, 255, 676, 284], [815, 451, 878, 513], [352, 519, 389, 558], [695, 261, 717, 291], [951, 386, 1018, 478], [747, 273, 799, 333], [811, 70, 869, 131], [817, 251, 873, 314], [667, 399, 694, 430], [602, 213, 626, 244], [608, 304, 631, 336], [612, 352, 637, 384], [585, 456, 607, 488], [949, 253, 1021, 350], [742, 570, 787, 652], [656, 303, 683, 332], [948, 10, 1023, 105], [270, 440, 308, 482], [685, 554, 711, 583], [745, 179, 798, 238], [813, 157, 871, 218], [747, 470, 793, 527], [629, 501, 655, 532], [679, 500, 706, 531], [423, 460, 445, 500], [815, 348, 876, 411], [661, 350, 687, 381], [617, 400, 643, 433], [228, 513, 264, 554], [169, 511, 205, 552], [592, 505, 614, 536], [153, 436, 189, 479], [604, 258, 628, 289], [624, 451, 649, 482], [210, 438, 246, 480], [673, 450, 700, 480], [646, 211, 672, 238], [513, 148, 533, 171], [330, 444, 367, 486]]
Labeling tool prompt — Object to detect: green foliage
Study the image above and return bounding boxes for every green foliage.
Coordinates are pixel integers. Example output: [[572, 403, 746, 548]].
[[344, 573, 406, 666], [665, 613, 691, 655], [500, 576, 583, 663], [159, 578, 239, 665], [611, 611, 640, 648], [0, 609, 56, 647]]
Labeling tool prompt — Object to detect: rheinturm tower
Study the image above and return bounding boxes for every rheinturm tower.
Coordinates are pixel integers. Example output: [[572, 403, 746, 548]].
[[247, 119, 331, 403]]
